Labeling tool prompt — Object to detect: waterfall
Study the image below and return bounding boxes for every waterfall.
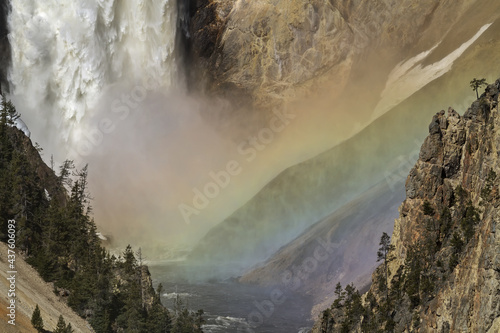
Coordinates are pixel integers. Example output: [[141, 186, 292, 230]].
[[7, 0, 178, 155], [0, 0, 10, 91]]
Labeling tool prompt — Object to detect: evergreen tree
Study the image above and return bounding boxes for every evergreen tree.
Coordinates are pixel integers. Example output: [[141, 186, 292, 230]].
[[54, 315, 67, 333], [4, 98, 20, 124], [404, 247, 423, 307], [461, 203, 479, 242], [332, 282, 345, 308], [0, 97, 199, 333], [31, 304, 44, 333], [122, 244, 137, 274], [470, 78, 488, 98], [65, 323, 74, 333], [377, 232, 395, 301], [58, 159, 74, 188], [439, 207, 452, 237], [172, 308, 195, 333], [147, 303, 172, 333], [194, 309, 205, 332], [422, 200, 435, 216]]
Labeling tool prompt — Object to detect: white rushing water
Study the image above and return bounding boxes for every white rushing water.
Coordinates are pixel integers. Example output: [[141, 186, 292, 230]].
[[7, 0, 178, 152]]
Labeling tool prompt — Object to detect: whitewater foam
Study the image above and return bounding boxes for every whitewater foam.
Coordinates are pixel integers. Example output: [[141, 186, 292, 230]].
[[163, 292, 197, 299], [7, 0, 178, 151], [202, 316, 250, 333]]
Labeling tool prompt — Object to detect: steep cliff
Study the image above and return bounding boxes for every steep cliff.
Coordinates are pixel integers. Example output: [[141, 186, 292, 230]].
[[311, 80, 500, 332], [187, 0, 500, 276], [185, 0, 491, 109]]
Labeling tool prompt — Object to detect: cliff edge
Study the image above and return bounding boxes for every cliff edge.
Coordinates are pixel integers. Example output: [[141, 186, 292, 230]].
[[311, 79, 500, 332]]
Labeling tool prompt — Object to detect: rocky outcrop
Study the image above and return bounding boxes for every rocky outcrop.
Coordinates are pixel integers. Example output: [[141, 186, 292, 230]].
[[140, 265, 157, 311], [311, 79, 500, 332], [187, 1, 500, 277], [186, 0, 477, 109], [189, 0, 356, 108], [392, 82, 500, 332]]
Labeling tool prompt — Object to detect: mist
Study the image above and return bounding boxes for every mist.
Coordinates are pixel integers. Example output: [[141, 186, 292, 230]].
[[5, 0, 500, 276]]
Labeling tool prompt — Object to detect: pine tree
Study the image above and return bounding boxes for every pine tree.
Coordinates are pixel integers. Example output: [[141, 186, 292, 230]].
[[172, 308, 195, 333], [122, 245, 137, 274], [157, 283, 164, 298], [65, 323, 74, 333], [470, 78, 488, 99], [404, 246, 423, 307], [31, 304, 44, 332], [422, 200, 435, 216], [377, 232, 395, 301], [194, 309, 205, 332], [4, 99, 20, 124], [58, 159, 74, 188], [147, 302, 172, 333], [0, 98, 184, 333], [54, 315, 67, 333], [332, 282, 345, 308]]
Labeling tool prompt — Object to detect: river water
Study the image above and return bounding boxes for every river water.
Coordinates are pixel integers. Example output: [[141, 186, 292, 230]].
[[149, 261, 314, 333]]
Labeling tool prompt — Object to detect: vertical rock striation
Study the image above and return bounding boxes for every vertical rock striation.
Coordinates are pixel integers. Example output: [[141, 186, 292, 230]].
[[311, 79, 500, 332], [185, 0, 472, 109], [392, 81, 500, 332]]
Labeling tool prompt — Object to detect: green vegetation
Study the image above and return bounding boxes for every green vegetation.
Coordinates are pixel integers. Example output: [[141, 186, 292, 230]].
[[322, 182, 483, 332], [470, 78, 488, 99], [31, 304, 44, 332], [439, 207, 452, 238], [0, 97, 204, 332], [460, 202, 479, 242], [172, 297, 205, 333], [332, 282, 344, 309], [481, 169, 497, 201], [376, 232, 395, 302], [54, 315, 74, 333], [422, 200, 435, 216], [321, 283, 365, 333]]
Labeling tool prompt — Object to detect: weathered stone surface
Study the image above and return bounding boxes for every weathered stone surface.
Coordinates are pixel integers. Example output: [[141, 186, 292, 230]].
[[311, 79, 500, 332], [186, 0, 449, 109], [392, 82, 500, 332]]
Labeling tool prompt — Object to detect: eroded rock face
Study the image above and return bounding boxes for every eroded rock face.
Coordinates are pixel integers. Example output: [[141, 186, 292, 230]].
[[396, 82, 500, 333], [186, 0, 447, 108], [311, 80, 500, 332]]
